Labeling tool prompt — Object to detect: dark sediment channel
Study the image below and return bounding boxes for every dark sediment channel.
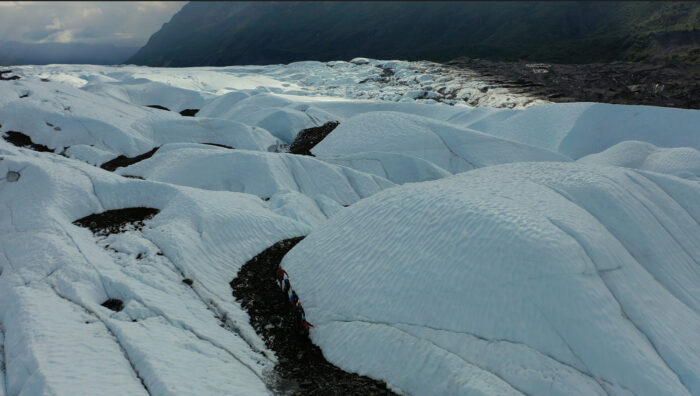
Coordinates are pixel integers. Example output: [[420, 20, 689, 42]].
[[100, 147, 159, 172], [73, 207, 160, 236], [3, 131, 53, 152], [231, 237, 396, 396], [145, 104, 170, 111]]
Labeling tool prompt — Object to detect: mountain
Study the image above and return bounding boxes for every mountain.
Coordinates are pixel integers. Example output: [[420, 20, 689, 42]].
[[0, 41, 139, 66], [128, 1, 700, 66]]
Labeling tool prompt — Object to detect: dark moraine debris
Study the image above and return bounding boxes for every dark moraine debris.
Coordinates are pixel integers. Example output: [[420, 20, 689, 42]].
[[73, 207, 160, 236], [202, 143, 234, 149], [122, 175, 145, 180], [182, 278, 193, 286], [0, 70, 20, 81], [146, 104, 170, 111], [231, 237, 396, 396], [289, 121, 340, 156], [100, 146, 159, 172], [445, 57, 700, 109], [101, 298, 124, 312], [179, 109, 199, 117], [3, 131, 53, 152]]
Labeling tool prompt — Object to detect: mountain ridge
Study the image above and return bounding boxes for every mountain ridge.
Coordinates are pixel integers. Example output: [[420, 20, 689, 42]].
[[128, 1, 700, 67]]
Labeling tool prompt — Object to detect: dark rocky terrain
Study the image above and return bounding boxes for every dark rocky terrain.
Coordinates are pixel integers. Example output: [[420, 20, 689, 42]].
[[73, 207, 160, 236], [447, 57, 700, 109], [100, 147, 160, 172], [289, 121, 339, 156], [3, 131, 52, 152], [231, 237, 396, 396]]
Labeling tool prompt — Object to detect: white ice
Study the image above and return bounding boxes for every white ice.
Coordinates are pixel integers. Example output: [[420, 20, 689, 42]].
[[578, 140, 700, 180], [1, 61, 699, 396], [283, 162, 700, 396]]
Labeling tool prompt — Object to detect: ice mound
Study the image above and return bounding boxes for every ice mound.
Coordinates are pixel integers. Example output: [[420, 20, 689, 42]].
[[0, 78, 281, 162], [199, 93, 338, 143], [578, 140, 700, 180], [117, 143, 395, 226], [283, 162, 700, 396], [461, 102, 700, 159], [318, 151, 452, 184], [312, 111, 569, 173]]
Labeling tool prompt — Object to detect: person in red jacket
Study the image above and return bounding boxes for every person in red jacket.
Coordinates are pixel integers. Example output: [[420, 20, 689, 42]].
[[276, 268, 288, 290], [301, 319, 313, 337]]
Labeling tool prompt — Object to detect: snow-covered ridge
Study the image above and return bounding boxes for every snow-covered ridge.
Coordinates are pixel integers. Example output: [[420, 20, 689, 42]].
[[0, 61, 699, 395], [578, 140, 700, 180], [284, 162, 700, 395]]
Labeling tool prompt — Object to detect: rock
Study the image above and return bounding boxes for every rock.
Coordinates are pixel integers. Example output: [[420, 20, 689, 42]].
[[145, 104, 170, 111], [6, 170, 20, 182], [101, 298, 124, 312], [73, 207, 160, 236], [0, 70, 20, 81], [179, 109, 199, 117], [289, 121, 340, 156], [201, 143, 234, 149], [230, 237, 396, 395], [100, 147, 160, 172], [3, 131, 53, 153]]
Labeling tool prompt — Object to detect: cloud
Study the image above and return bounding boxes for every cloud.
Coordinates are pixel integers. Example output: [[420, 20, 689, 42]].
[[81, 8, 103, 19], [137, 2, 171, 13], [45, 18, 63, 31], [0, 1, 187, 46], [53, 29, 75, 44], [38, 28, 80, 44]]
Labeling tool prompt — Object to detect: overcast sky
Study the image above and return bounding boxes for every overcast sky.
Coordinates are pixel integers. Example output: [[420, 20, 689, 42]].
[[0, 1, 187, 47]]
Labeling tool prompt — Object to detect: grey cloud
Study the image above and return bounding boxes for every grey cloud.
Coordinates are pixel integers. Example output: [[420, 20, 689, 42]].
[[24, 29, 55, 41], [0, 2, 187, 47]]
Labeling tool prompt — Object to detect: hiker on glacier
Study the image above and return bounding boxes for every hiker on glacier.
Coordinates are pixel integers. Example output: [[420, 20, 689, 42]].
[[295, 301, 305, 321], [301, 319, 313, 337], [282, 276, 291, 295], [277, 268, 289, 291]]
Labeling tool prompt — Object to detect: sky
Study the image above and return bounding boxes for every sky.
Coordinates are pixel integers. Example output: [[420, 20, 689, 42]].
[[0, 1, 187, 47]]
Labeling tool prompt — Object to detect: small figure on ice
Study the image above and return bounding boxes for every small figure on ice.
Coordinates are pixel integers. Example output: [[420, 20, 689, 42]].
[[276, 268, 290, 293], [301, 319, 313, 337]]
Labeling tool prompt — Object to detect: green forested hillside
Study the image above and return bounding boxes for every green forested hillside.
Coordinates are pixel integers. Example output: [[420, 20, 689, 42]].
[[128, 1, 700, 66]]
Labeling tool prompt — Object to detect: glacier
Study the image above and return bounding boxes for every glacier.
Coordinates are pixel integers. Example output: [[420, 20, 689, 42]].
[[0, 60, 698, 395], [283, 162, 700, 395]]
